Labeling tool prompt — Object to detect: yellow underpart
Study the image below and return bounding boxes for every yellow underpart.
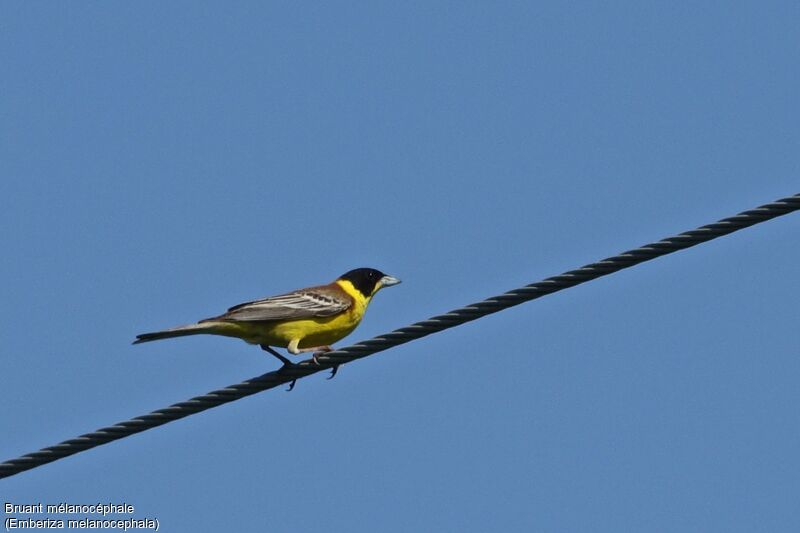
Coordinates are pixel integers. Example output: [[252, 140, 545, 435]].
[[205, 279, 372, 349]]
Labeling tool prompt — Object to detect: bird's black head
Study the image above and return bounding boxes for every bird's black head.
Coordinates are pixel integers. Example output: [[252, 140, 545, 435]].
[[338, 268, 401, 298]]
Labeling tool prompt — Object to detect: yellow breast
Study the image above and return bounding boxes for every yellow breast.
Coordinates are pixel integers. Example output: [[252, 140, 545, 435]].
[[226, 279, 371, 349]]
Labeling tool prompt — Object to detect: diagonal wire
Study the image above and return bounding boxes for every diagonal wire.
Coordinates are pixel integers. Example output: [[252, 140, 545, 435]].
[[1, 193, 798, 480]]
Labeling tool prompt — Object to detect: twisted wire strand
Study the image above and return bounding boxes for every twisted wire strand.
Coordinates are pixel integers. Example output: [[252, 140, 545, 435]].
[[2, 193, 798, 480]]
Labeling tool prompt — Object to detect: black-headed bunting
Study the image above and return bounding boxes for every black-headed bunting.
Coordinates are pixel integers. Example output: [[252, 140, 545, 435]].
[[134, 268, 401, 390]]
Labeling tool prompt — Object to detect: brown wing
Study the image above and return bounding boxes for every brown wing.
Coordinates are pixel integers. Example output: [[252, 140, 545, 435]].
[[208, 284, 351, 322]]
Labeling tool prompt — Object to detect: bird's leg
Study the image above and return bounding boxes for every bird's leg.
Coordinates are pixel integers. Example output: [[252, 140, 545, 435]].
[[261, 344, 292, 366], [260, 344, 297, 392], [287, 341, 339, 380]]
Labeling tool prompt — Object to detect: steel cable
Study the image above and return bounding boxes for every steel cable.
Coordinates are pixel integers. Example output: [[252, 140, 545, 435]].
[[1, 193, 797, 480]]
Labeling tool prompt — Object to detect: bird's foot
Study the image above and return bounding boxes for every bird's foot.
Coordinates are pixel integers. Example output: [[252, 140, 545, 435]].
[[327, 364, 340, 380], [283, 376, 297, 392], [277, 363, 298, 392], [261, 344, 298, 391], [309, 347, 340, 381], [311, 346, 333, 366]]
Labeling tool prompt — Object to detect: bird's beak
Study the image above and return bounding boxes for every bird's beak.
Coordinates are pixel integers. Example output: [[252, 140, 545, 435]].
[[379, 275, 401, 288]]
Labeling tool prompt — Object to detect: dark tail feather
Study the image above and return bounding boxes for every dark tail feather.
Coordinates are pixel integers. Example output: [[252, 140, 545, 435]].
[[133, 323, 211, 344]]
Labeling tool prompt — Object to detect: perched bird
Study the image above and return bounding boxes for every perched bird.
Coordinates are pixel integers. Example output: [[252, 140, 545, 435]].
[[134, 268, 400, 388]]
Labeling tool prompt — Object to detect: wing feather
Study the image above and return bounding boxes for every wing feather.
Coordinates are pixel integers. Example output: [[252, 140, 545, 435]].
[[209, 285, 351, 322]]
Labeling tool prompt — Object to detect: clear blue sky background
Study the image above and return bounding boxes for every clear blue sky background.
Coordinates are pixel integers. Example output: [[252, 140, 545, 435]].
[[2, 2, 798, 532]]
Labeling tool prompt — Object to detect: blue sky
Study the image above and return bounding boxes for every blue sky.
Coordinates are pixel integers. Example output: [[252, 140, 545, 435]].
[[2, 2, 798, 531]]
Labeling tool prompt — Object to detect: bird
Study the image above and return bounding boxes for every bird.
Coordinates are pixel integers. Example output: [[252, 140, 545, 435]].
[[134, 268, 401, 389]]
